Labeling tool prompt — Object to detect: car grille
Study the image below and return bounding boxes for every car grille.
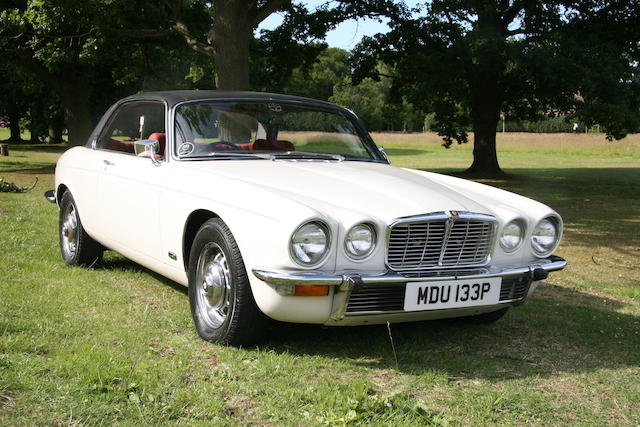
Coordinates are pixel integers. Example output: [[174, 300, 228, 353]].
[[387, 213, 495, 274], [345, 273, 530, 314]]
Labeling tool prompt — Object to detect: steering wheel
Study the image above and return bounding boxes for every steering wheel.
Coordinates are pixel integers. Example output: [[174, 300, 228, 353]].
[[209, 141, 241, 151]]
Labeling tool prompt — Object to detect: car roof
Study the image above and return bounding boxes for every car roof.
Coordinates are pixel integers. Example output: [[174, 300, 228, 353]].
[[121, 90, 340, 109]]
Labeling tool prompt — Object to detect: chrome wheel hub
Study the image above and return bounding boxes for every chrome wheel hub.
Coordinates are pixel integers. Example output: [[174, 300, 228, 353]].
[[195, 243, 232, 328], [61, 204, 78, 258]]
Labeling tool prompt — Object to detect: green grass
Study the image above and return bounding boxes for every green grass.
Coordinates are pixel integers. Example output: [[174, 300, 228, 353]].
[[1, 134, 639, 425]]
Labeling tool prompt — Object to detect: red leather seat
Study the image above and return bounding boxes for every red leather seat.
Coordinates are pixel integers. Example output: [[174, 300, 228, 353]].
[[105, 138, 136, 154], [148, 132, 166, 157], [253, 139, 295, 151]]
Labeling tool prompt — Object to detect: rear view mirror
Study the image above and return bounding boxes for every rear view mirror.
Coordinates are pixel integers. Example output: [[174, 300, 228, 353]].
[[134, 139, 161, 166]]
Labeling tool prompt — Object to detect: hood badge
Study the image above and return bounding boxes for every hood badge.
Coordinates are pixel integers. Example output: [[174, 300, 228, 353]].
[[449, 210, 460, 219]]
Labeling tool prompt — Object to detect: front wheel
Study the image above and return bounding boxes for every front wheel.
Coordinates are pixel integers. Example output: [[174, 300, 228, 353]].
[[188, 218, 268, 346], [59, 191, 103, 267]]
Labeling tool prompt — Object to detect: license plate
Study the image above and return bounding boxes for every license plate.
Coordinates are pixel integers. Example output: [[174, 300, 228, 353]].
[[403, 277, 502, 311]]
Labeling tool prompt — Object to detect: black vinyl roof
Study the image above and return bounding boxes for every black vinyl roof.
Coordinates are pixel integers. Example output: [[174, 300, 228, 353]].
[[121, 90, 340, 109]]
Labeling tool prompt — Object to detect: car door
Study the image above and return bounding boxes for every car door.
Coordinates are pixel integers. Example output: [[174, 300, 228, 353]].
[[94, 100, 169, 262]]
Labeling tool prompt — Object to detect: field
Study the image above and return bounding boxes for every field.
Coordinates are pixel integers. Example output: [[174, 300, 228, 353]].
[[1, 131, 639, 425]]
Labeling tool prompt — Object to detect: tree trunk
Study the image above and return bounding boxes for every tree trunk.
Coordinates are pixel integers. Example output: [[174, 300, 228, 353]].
[[465, 4, 505, 177], [48, 107, 65, 144], [29, 106, 42, 144], [57, 76, 94, 146], [8, 107, 22, 142], [468, 110, 502, 176], [213, 0, 251, 91]]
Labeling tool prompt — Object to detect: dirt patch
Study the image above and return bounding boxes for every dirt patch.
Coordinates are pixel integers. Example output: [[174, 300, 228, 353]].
[[0, 389, 16, 411]]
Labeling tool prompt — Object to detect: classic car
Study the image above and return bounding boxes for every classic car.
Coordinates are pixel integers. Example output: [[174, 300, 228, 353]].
[[46, 91, 567, 345]]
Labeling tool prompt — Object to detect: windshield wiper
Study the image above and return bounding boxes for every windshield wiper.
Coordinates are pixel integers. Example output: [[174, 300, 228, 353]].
[[270, 151, 345, 162]]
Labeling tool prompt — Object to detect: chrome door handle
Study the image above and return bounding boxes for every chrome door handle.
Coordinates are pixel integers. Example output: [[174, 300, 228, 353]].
[[103, 159, 115, 166]]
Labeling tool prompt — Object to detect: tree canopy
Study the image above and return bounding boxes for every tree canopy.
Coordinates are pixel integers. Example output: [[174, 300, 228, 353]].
[[1, 0, 638, 172], [347, 0, 640, 175]]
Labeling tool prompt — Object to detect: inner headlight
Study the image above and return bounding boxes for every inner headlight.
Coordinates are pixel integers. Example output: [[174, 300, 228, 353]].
[[500, 220, 524, 252], [531, 217, 560, 256], [290, 221, 330, 266], [345, 223, 376, 259]]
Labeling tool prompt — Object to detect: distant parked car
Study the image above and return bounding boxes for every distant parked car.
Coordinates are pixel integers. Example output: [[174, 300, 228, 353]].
[[46, 91, 566, 345], [0, 117, 9, 128]]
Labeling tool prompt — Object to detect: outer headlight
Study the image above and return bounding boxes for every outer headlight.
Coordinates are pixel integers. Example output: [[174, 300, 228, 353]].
[[344, 223, 377, 260], [499, 220, 524, 252], [531, 217, 560, 256], [290, 221, 330, 267]]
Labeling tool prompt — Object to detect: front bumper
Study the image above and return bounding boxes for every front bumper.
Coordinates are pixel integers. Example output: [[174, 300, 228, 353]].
[[252, 255, 567, 323]]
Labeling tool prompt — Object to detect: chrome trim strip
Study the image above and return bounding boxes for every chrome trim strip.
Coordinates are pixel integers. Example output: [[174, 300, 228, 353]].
[[252, 256, 566, 288]]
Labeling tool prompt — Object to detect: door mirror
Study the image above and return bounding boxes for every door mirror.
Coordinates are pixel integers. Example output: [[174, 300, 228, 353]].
[[134, 139, 161, 166], [378, 146, 390, 164]]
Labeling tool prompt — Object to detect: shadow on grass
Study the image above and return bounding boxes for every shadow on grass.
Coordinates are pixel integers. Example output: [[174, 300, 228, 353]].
[[383, 147, 432, 156], [7, 144, 68, 154], [260, 283, 639, 380], [100, 257, 188, 296], [422, 167, 640, 251], [0, 165, 56, 175]]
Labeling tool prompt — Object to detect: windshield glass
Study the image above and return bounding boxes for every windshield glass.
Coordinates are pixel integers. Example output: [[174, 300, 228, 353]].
[[174, 101, 377, 160]]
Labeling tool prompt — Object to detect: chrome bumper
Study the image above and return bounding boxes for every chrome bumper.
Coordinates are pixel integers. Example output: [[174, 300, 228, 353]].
[[252, 256, 567, 290], [252, 256, 567, 322]]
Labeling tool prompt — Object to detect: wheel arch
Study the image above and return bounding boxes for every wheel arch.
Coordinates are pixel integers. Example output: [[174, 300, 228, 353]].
[[182, 209, 221, 271], [56, 183, 69, 205]]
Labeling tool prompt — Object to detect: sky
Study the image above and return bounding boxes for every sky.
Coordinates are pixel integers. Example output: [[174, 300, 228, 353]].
[[257, 0, 422, 50]]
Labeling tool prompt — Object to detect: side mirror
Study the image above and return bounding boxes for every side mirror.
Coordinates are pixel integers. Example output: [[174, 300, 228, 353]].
[[134, 139, 161, 166], [378, 146, 391, 164]]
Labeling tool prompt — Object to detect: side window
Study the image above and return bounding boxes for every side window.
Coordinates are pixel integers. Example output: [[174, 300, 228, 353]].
[[97, 102, 166, 159]]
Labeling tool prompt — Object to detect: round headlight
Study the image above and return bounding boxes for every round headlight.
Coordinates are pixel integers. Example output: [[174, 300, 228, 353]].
[[345, 223, 377, 259], [500, 220, 524, 252], [531, 217, 559, 256], [290, 221, 330, 266]]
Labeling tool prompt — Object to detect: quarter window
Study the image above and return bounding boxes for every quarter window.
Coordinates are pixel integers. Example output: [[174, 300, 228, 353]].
[[97, 102, 166, 158]]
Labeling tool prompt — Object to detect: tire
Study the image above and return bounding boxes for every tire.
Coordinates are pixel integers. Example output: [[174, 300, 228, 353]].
[[59, 191, 103, 267], [461, 306, 510, 324], [188, 218, 268, 346]]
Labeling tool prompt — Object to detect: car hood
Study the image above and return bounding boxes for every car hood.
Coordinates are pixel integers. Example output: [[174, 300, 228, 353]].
[[189, 160, 510, 221]]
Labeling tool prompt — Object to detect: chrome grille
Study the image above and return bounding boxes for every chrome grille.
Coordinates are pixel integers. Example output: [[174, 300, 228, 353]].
[[387, 212, 495, 274]]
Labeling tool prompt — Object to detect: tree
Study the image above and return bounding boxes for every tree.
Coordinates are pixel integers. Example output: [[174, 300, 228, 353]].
[[167, 0, 294, 90], [347, 0, 640, 175], [0, 0, 178, 145]]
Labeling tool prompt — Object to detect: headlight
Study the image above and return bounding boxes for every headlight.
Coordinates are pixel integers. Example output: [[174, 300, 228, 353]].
[[499, 220, 524, 252], [344, 223, 377, 260], [531, 217, 560, 256], [290, 221, 330, 266]]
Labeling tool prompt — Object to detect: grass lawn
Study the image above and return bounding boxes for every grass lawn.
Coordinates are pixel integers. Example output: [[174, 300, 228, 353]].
[[1, 132, 639, 425]]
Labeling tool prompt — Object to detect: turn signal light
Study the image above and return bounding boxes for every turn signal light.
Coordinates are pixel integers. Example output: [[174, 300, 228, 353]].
[[294, 285, 329, 296]]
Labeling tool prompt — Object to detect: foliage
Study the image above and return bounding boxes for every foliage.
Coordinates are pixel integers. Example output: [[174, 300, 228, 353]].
[[343, 0, 640, 173], [0, 176, 37, 193]]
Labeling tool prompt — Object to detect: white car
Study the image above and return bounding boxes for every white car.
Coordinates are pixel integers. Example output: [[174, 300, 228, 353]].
[[46, 91, 566, 345]]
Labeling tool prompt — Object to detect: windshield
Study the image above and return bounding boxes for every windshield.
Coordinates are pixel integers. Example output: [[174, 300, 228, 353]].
[[174, 101, 379, 161]]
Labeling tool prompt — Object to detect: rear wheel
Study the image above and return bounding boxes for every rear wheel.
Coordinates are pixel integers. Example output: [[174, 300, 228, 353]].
[[188, 218, 268, 346], [59, 191, 103, 267]]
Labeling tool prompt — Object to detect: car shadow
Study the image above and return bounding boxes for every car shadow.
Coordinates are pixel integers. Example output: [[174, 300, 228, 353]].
[[259, 282, 640, 380], [99, 257, 188, 296]]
